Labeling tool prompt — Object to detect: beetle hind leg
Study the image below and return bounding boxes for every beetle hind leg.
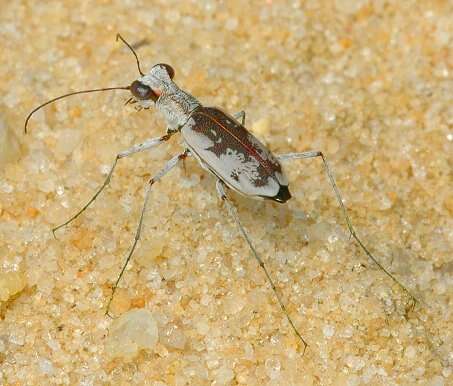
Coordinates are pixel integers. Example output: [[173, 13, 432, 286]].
[[278, 151, 418, 309]]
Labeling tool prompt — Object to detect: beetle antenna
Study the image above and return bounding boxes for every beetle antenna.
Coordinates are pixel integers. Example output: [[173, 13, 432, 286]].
[[24, 86, 130, 134], [116, 33, 145, 76]]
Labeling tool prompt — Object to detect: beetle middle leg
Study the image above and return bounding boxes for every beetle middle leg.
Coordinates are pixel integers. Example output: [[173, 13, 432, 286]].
[[52, 132, 176, 235], [106, 149, 190, 315], [277, 151, 418, 308], [215, 179, 308, 354]]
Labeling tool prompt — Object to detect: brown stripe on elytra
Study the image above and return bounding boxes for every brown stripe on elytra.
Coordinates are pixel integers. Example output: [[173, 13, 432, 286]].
[[191, 107, 282, 177]]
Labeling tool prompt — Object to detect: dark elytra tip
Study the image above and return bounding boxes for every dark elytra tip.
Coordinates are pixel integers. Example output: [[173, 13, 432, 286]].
[[271, 185, 292, 203]]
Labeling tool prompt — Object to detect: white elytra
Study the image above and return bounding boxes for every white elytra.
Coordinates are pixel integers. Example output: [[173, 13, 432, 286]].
[[183, 119, 282, 198], [246, 131, 289, 185]]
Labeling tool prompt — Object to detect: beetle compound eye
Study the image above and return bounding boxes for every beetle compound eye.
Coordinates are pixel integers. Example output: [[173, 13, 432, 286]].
[[130, 80, 151, 99], [130, 80, 158, 102], [160, 63, 175, 79]]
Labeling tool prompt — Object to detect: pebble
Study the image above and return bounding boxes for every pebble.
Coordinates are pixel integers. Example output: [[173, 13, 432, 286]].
[[105, 309, 158, 361]]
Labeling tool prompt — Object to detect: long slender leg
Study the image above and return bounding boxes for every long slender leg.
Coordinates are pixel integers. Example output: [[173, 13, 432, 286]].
[[278, 151, 418, 307], [53, 132, 175, 235], [233, 110, 246, 125], [216, 180, 308, 354], [106, 150, 189, 315]]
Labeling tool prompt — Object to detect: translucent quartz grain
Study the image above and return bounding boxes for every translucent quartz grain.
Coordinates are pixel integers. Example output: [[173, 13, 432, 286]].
[[105, 309, 158, 361], [0, 118, 21, 168], [0, 271, 26, 302]]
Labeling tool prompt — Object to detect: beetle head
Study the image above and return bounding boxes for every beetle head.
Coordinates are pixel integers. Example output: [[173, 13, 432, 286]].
[[129, 64, 175, 107]]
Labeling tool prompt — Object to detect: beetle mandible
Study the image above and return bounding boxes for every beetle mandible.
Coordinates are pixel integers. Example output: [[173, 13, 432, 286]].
[[25, 34, 417, 355]]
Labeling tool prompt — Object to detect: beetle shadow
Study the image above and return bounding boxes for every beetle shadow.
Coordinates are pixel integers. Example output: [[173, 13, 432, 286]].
[[189, 168, 310, 253], [223, 189, 310, 252]]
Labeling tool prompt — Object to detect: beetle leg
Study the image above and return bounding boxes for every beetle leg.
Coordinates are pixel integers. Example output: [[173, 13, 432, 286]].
[[52, 132, 176, 235], [215, 179, 308, 354], [232, 110, 246, 125], [278, 151, 418, 309], [166, 126, 181, 135], [106, 149, 190, 316], [124, 97, 136, 106]]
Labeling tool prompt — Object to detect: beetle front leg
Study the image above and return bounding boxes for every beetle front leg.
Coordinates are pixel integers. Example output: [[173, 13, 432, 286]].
[[166, 126, 181, 135], [52, 132, 176, 235]]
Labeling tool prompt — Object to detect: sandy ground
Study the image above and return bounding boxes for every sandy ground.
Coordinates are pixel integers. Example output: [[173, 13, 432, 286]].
[[0, 1, 452, 385]]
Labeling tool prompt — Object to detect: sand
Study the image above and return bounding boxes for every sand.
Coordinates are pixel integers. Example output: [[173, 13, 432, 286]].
[[0, 1, 451, 385]]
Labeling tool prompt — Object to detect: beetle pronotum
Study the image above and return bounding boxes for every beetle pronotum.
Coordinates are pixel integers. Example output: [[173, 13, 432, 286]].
[[25, 34, 417, 354]]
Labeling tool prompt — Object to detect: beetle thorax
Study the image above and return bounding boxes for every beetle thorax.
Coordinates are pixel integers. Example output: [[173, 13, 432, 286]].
[[140, 68, 200, 130], [156, 84, 200, 130]]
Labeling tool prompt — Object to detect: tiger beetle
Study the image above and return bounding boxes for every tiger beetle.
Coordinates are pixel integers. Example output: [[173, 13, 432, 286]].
[[24, 34, 418, 355]]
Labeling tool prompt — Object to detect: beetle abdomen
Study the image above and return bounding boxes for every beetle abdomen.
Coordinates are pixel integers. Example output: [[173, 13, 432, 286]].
[[182, 106, 290, 201]]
